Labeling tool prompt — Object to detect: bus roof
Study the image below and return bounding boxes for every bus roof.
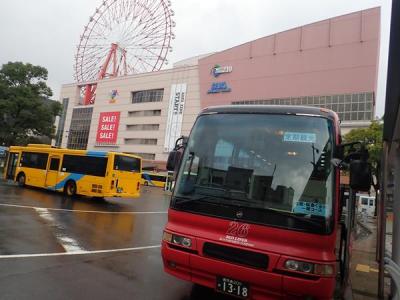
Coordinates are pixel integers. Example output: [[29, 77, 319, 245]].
[[7, 144, 141, 160], [200, 105, 338, 121]]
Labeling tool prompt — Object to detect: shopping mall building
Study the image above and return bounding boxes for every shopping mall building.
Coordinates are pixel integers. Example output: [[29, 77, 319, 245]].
[[57, 7, 380, 162]]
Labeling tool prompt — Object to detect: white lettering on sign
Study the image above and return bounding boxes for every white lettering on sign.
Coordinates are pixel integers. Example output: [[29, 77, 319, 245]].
[[164, 83, 187, 152], [96, 112, 120, 144]]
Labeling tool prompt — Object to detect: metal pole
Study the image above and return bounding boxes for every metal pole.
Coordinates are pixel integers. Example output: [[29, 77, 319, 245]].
[[392, 145, 400, 297], [378, 142, 388, 298], [343, 187, 356, 289]]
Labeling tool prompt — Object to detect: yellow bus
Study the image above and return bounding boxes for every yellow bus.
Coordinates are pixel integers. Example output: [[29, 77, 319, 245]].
[[4, 144, 142, 198], [141, 172, 170, 188]]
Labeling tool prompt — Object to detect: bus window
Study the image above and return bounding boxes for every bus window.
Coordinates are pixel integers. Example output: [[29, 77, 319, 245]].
[[49, 158, 60, 171], [62, 155, 108, 177], [114, 155, 141, 172], [20, 152, 48, 169]]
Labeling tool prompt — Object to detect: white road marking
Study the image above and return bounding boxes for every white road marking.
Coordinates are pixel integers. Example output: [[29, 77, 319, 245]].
[[35, 208, 85, 252], [0, 203, 167, 214], [0, 245, 161, 259]]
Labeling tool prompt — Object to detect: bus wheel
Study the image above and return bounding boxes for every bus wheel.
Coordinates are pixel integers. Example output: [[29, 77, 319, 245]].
[[17, 173, 26, 187], [64, 181, 77, 197]]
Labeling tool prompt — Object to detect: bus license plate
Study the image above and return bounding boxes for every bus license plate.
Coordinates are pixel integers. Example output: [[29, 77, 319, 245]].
[[216, 276, 249, 298]]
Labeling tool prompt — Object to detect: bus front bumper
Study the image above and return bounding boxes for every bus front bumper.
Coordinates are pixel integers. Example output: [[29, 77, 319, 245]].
[[162, 241, 335, 300]]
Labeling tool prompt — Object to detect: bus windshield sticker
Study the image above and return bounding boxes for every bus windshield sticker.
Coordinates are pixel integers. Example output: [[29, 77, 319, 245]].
[[293, 201, 326, 217], [283, 132, 316, 143]]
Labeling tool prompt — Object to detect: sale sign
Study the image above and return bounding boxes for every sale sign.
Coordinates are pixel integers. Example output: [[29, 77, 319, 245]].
[[96, 111, 120, 144]]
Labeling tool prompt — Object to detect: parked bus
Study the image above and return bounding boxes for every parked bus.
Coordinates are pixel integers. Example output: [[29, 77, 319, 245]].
[[141, 172, 167, 187], [4, 144, 141, 198], [162, 105, 371, 299]]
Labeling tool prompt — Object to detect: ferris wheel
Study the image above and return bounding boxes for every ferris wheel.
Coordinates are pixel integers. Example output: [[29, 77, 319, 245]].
[[74, 0, 175, 103]]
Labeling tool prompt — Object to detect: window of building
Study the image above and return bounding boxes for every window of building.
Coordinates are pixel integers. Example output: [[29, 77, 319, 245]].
[[132, 89, 164, 103], [128, 109, 161, 117], [125, 138, 157, 145], [67, 107, 93, 150], [126, 124, 159, 131], [62, 155, 108, 177], [20, 152, 48, 170], [231, 92, 374, 122], [126, 152, 156, 160]]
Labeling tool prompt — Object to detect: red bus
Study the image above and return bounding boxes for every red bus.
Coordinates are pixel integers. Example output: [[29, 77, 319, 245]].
[[162, 105, 371, 299]]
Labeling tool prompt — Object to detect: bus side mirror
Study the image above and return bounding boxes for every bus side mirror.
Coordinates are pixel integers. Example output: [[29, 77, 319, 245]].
[[350, 160, 372, 192], [166, 150, 182, 171]]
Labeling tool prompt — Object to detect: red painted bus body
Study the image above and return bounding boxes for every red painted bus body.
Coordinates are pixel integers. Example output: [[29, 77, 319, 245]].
[[162, 105, 342, 300]]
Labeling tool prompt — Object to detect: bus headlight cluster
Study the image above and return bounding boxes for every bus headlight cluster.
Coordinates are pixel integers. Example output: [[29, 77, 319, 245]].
[[163, 231, 192, 248], [284, 259, 334, 276]]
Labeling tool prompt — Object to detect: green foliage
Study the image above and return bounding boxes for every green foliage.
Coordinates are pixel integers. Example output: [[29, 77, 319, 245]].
[[0, 62, 61, 146], [343, 120, 383, 189]]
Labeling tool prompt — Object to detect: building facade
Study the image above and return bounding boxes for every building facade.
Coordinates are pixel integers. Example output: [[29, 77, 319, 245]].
[[58, 7, 380, 161]]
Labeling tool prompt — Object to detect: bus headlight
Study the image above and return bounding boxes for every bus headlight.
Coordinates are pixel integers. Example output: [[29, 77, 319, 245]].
[[163, 231, 192, 248], [284, 259, 334, 276]]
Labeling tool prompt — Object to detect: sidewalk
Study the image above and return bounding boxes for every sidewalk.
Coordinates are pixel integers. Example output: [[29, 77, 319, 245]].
[[350, 215, 392, 299]]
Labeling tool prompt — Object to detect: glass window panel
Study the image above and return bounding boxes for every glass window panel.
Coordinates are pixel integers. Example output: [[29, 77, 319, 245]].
[[352, 94, 359, 103], [366, 102, 372, 111], [366, 93, 373, 101], [344, 113, 350, 121], [357, 112, 365, 120], [332, 104, 338, 112], [352, 103, 358, 111], [332, 95, 338, 104], [351, 112, 357, 120], [339, 95, 345, 104], [345, 103, 351, 111], [313, 96, 320, 105], [338, 104, 344, 112], [359, 103, 365, 111], [359, 93, 366, 102], [365, 112, 372, 120], [326, 96, 332, 104]]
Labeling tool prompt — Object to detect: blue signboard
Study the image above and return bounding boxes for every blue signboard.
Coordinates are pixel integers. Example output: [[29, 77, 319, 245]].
[[283, 132, 316, 143], [208, 82, 231, 94]]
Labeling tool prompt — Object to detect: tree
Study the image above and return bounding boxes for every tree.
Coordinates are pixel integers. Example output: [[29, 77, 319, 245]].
[[0, 62, 61, 146], [343, 120, 383, 199]]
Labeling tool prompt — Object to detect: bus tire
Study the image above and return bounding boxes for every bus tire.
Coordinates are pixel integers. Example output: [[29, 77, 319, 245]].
[[64, 180, 77, 197], [17, 173, 26, 187]]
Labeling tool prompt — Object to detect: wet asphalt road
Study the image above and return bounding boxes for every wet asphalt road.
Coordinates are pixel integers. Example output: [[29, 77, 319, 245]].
[[0, 180, 234, 300]]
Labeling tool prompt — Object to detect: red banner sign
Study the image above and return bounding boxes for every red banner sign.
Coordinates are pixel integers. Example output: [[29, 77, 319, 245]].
[[96, 111, 120, 144]]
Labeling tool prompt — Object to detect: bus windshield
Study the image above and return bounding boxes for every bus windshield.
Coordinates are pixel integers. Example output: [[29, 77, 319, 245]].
[[172, 113, 335, 234]]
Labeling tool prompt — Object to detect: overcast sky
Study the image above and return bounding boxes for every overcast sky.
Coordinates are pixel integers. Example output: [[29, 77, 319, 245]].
[[0, 0, 391, 117]]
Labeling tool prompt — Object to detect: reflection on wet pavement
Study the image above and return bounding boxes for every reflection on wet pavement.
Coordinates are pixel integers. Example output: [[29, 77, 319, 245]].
[[0, 181, 241, 299]]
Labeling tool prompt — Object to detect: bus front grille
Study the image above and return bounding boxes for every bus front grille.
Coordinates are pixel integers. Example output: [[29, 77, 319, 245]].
[[203, 242, 268, 270]]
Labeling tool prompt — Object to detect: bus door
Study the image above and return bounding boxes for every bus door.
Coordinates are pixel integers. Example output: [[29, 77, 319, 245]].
[[5, 152, 19, 180], [45, 156, 61, 190]]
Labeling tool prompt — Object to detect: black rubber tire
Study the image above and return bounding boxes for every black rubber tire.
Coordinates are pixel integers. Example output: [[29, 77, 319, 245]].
[[17, 173, 26, 187], [64, 181, 77, 197]]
